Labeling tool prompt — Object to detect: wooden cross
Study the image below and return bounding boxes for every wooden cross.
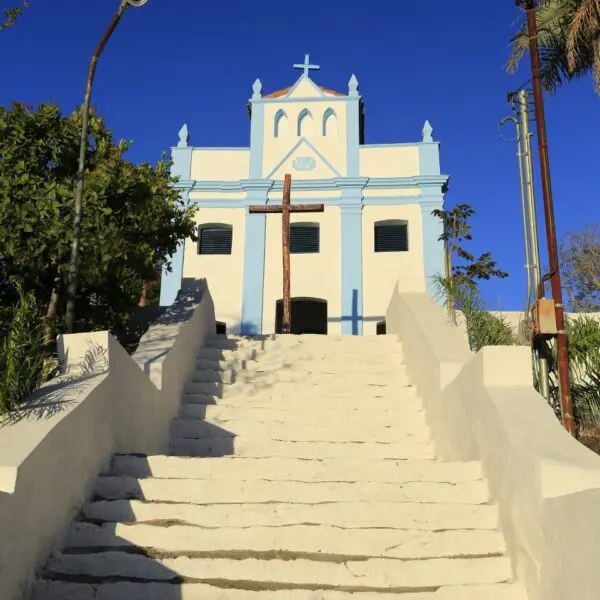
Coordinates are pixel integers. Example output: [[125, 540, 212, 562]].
[[249, 174, 324, 334]]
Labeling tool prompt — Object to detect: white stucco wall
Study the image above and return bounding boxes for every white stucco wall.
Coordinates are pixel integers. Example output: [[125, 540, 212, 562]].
[[262, 206, 342, 335], [190, 149, 250, 181], [362, 205, 425, 334], [183, 208, 245, 332], [262, 100, 348, 179], [359, 145, 420, 178]]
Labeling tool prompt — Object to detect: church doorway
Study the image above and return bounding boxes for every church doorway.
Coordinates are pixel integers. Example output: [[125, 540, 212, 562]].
[[216, 321, 226, 334], [275, 298, 328, 335]]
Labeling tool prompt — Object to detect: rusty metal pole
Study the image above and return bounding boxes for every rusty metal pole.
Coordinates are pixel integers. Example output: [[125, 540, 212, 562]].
[[281, 174, 292, 334], [521, 0, 575, 436], [65, 0, 148, 334]]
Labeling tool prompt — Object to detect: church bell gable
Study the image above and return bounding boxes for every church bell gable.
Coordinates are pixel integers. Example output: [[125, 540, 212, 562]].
[[252, 55, 358, 179]]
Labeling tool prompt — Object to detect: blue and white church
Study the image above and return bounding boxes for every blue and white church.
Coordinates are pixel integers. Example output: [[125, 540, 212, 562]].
[[160, 55, 449, 335]]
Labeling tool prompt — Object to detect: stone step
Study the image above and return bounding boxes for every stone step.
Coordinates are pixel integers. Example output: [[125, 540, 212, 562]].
[[180, 390, 422, 409], [168, 436, 435, 460], [44, 553, 512, 591], [235, 369, 408, 386], [178, 405, 428, 427], [94, 476, 490, 505], [188, 368, 408, 386], [31, 581, 528, 600], [266, 350, 404, 362], [184, 380, 414, 396], [195, 357, 404, 375], [190, 368, 235, 384], [270, 333, 401, 345], [196, 347, 259, 362], [65, 522, 505, 560], [109, 456, 481, 483], [170, 418, 429, 443], [83, 500, 498, 530]]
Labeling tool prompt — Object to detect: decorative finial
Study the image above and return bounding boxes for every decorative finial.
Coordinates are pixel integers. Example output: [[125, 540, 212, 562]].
[[422, 120, 433, 143], [348, 74, 359, 97], [177, 123, 189, 148], [252, 78, 263, 99], [293, 54, 320, 77]]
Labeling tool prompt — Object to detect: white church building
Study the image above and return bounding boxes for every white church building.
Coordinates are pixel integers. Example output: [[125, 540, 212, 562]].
[[160, 55, 449, 335]]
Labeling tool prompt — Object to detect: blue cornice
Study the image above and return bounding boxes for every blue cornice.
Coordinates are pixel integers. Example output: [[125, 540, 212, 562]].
[[361, 143, 420, 149], [179, 175, 448, 193], [187, 194, 424, 209]]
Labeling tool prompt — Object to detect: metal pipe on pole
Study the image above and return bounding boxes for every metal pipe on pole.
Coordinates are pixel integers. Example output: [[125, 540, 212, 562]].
[[518, 0, 575, 436], [64, 0, 149, 334], [515, 89, 551, 401]]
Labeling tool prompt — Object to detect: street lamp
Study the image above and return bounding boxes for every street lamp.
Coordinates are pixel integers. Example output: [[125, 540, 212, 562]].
[[64, 0, 149, 334]]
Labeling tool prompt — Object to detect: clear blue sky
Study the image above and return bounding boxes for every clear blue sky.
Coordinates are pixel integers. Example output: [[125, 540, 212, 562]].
[[1, 0, 598, 310]]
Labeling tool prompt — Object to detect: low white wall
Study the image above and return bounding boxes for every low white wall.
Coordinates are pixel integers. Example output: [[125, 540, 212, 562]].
[[386, 283, 600, 600], [0, 278, 215, 600]]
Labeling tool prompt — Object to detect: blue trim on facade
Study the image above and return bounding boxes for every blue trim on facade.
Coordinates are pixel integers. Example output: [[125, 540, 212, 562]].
[[418, 142, 441, 177], [322, 107, 336, 136], [187, 195, 425, 209], [194, 147, 250, 151], [249, 102, 265, 178], [160, 138, 193, 306], [240, 184, 271, 334], [176, 175, 447, 194], [340, 199, 363, 335], [418, 134, 445, 300], [346, 98, 360, 177], [420, 196, 444, 299], [296, 107, 312, 136], [159, 189, 191, 308]]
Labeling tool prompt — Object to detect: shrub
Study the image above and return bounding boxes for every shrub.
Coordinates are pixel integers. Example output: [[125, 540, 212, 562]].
[[0, 282, 57, 414]]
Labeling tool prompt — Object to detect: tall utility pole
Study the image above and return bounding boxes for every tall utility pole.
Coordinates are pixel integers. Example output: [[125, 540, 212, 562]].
[[519, 0, 575, 436], [64, 0, 149, 334]]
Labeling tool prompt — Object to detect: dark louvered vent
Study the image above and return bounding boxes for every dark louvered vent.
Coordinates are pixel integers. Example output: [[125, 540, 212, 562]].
[[290, 224, 320, 254], [374, 222, 408, 252], [198, 225, 233, 255]]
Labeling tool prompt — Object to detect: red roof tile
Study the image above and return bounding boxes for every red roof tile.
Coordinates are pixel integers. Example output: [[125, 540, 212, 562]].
[[264, 85, 345, 98]]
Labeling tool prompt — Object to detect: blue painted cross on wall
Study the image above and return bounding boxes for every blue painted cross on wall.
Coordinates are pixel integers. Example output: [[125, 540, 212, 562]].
[[293, 54, 320, 77]]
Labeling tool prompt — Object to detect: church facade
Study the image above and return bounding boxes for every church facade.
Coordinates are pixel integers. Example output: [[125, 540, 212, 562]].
[[160, 56, 449, 335]]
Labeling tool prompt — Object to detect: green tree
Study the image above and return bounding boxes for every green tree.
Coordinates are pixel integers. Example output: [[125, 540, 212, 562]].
[[560, 222, 600, 311], [0, 102, 197, 339], [0, 1, 28, 31], [432, 204, 508, 322], [507, 0, 600, 94]]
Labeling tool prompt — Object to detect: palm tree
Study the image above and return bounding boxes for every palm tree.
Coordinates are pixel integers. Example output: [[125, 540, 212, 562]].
[[507, 0, 600, 94]]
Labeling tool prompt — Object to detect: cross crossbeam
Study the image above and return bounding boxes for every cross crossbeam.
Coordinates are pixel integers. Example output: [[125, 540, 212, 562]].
[[293, 54, 320, 77], [249, 174, 324, 334]]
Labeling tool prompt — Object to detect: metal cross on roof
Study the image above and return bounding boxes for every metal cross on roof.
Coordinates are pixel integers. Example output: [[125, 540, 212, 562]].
[[293, 54, 320, 77]]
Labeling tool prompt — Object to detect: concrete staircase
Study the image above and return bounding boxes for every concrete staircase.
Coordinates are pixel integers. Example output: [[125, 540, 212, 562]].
[[32, 334, 527, 600]]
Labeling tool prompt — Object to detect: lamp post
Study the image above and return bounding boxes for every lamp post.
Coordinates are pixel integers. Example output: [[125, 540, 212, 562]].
[[64, 0, 149, 334]]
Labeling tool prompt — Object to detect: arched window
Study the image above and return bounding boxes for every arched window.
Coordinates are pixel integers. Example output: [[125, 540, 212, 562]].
[[274, 109, 288, 138], [374, 220, 409, 253], [297, 108, 314, 137], [322, 107, 338, 137], [290, 222, 320, 254], [198, 223, 233, 255]]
